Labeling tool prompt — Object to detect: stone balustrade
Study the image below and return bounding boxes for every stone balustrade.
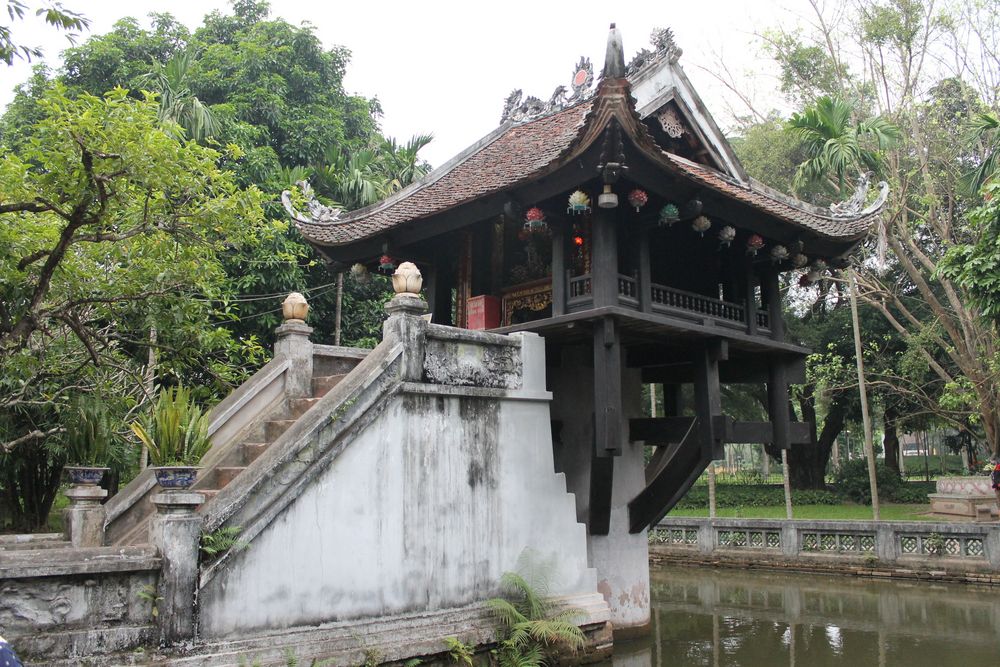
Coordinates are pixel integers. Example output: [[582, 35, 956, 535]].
[[652, 517, 1000, 572]]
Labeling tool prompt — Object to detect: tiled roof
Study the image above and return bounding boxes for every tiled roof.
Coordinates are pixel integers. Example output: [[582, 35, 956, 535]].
[[659, 153, 877, 239], [297, 91, 879, 247], [296, 100, 594, 245]]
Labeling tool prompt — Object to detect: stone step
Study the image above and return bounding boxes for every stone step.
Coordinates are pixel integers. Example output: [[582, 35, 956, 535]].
[[199, 489, 220, 503], [214, 466, 246, 488], [265, 419, 297, 442], [241, 442, 269, 465], [311, 374, 347, 398], [288, 397, 322, 419]]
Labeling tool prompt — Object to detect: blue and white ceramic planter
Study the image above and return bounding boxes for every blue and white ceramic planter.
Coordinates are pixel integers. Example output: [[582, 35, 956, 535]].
[[64, 466, 108, 485], [153, 466, 199, 489]]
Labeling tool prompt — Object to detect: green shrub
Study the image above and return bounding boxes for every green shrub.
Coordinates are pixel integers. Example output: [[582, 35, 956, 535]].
[[130, 385, 212, 466], [832, 460, 902, 504], [675, 484, 840, 509]]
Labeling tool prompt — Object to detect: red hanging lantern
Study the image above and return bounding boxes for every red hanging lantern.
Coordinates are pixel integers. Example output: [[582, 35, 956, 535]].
[[627, 188, 648, 211], [524, 206, 547, 233], [379, 254, 396, 273], [746, 234, 765, 255]]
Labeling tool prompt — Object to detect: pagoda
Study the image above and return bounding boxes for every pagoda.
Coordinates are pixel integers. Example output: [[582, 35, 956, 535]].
[[287, 25, 884, 631]]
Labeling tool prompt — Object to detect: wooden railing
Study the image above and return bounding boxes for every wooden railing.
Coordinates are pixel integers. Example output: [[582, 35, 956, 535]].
[[649, 283, 746, 325], [617, 274, 638, 304], [568, 274, 592, 302]]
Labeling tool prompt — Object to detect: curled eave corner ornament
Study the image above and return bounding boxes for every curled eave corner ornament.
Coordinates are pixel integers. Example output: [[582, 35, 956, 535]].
[[281, 180, 343, 225], [829, 172, 890, 219], [500, 57, 594, 124]]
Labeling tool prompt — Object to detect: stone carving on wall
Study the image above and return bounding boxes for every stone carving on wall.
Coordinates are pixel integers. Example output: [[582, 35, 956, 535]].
[[281, 181, 343, 225], [500, 57, 594, 124], [423, 339, 522, 389]]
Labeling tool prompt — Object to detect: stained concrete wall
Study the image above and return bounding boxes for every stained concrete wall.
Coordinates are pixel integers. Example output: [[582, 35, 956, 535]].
[[199, 336, 596, 639], [549, 345, 651, 631]]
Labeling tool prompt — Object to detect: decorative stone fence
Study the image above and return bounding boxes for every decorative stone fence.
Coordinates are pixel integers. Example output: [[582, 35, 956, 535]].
[[651, 518, 1000, 574]]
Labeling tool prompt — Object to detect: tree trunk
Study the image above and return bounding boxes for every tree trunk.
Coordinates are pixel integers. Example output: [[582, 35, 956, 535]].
[[786, 386, 847, 489], [883, 408, 900, 475]]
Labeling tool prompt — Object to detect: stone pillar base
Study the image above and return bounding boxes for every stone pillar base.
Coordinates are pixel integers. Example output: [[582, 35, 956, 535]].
[[151, 491, 205, 644]]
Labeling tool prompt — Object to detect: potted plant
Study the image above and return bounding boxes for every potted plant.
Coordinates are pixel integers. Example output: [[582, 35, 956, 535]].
[[63, 396, 116, 486], [131, 385, 212, 489]]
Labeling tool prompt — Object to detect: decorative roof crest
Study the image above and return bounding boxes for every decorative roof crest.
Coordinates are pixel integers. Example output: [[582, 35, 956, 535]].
[[281, 180, 343, 225], [829, 172, 889, 218], [500, 57, 594, 125], [626, 27, 683, 76]]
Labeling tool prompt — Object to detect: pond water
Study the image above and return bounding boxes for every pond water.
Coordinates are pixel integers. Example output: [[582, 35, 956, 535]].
[[610, 563, 1000, 666]]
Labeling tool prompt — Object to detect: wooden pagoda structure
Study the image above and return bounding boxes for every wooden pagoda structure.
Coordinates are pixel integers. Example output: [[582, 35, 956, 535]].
[[288, 26, 884, 539]]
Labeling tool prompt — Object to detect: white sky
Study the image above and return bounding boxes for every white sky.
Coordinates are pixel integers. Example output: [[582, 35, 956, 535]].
[[2, 1, 810, 166]]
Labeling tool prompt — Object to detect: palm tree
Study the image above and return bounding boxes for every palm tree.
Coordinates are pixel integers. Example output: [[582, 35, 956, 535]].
[[377, 133, 433, 193], [962, 110, 1000, 195], [788, 96, 899, 194], [139, 48, 218, 143]]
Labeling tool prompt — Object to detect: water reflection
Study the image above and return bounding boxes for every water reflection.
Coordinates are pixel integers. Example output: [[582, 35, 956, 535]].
[[610, 564, 1000, 667]]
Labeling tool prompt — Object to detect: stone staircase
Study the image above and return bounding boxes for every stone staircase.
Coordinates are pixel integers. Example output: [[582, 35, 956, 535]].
[[109, 347, 365, 546]]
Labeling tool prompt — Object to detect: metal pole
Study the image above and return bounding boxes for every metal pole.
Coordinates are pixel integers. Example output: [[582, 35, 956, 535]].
[[849, 267, 880, 520]]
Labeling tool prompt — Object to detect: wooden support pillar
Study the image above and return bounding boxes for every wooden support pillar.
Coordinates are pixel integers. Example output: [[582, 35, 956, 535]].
[[551, 220, 567, 316], [763, 269, 785, 341], [744, 258, 758, 336], [591, 206, 618, 307], [424, 265, 438, 322], [637, 228, 652, 312], [693, 339, 726, 460], [430, 261, 453, 326], [767, 358, 791, 450], [588, 453, 614, 535], [593, 316, 622, 456], [663, 384, 683, 417]]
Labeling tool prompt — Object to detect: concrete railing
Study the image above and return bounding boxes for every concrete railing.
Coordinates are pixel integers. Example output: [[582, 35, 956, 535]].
[[653, 517, 1000, 571]]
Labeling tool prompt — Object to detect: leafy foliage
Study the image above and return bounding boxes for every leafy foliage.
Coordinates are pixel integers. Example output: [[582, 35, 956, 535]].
[[130, 385, 212, 466], [1, 0, 88, 66], [486, 567, 584, 667], [200, 525, 247, 557], [832, 459, 903, 505]]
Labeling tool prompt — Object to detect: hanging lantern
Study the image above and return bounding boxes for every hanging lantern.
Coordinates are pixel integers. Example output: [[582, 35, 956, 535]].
[[791, 253, 809, 268], [598, 184, 618, 208], [746, 234, 765, 255], [524, 206, 547, 232], [691, 215, 711, 236], [770, 245, 789, 263], [718, 225, 736, 248], [658, 203, 679, 226], [567, 190, 591, 215], [349, 262, 370, 284], [379, 254, 396, 273], [627, 188, 648, 212], [572, 234, 585, 247]]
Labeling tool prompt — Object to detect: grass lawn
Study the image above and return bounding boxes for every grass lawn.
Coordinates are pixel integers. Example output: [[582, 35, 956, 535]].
[[668, 503, 940, 522]]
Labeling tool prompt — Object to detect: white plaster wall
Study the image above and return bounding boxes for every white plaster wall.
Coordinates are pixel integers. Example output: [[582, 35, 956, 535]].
[[199, 389, 594, 639]]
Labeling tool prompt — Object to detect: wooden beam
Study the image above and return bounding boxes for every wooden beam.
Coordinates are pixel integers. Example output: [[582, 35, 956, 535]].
[[768, 358, 791, 449], [637, 228, 652, 313], [762, 269, 785, 342], [551, 220, 567, 317], [640, 354, 807, 385], [693, 339, 725, 460], [588, 453, 614, 536], [591, 206, 618, 308], [593, 317, 622, 456]]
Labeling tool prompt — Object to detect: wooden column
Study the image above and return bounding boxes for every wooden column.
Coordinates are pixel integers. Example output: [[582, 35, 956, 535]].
[[744, 258, 758, 336], [763, 269, 785, 341], [693, 340, 726, 460], [430, 261, 453, 326], [591, 206, 618, 307], [593, 316, 622, 456], [767, 358, 790, 450], [637, 227, 652, 312], [551, 220, 567, 316]]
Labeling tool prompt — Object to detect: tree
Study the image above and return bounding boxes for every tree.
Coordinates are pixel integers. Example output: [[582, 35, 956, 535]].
[[137, 47, 219, 142], [787, 95, 899, 194], [767, 0, 1000, 460], [0, 87, 265, 527], [1, 0, 87, 66]]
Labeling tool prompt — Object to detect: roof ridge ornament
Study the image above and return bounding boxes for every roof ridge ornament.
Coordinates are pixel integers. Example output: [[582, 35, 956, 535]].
[[626, 27, 683, 77], [602, 22, 626, 79], [829, 172, 889, 218], [500, 57, 594, 125], [281, 180, 343, 225]]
